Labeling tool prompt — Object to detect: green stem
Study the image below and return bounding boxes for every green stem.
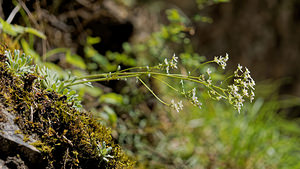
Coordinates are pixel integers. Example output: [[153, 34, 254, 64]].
[[118, 65, 161, 73], [221, 75, 234, 85], [65, 75, 137, 87], [191, 60, 214, 74], [69, 71, 227, 98], [152, 76, 180, 93], [78, 71, 197, 81], [118, 66, 146, 73], [137, 77, 170, 106]]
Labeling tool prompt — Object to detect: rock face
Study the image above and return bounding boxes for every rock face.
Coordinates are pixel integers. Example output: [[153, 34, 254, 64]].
[[0, 105, 45, 169]]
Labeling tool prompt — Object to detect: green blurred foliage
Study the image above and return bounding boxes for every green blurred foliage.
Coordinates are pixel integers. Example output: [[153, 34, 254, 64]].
[[84, 36, 136, 73], [196, 0, 230, 9], [124, 81, 300, 169], [0, 17, 46, 39]]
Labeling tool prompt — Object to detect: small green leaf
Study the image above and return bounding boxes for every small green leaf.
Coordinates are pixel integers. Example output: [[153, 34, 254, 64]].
[[44, 48, 68, 59], [122, 42, 131, 53], [84, 86, 103, 97], [0, 18, 17, 36], [166, 9, 181, 22], [68, 90, 76, 96], [24, 27, 46, 39], [20, 39, 41, 63], [103, 106, 117, 125], [66, 50, 86, 69], [0, 18, 46, 39], [52, 83, 57, 91], [62, 88, 69, 95], [99, 93, 123, 105], [87, 36, 101, 45]]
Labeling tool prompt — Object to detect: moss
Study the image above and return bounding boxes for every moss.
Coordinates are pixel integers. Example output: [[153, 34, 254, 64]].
[[0, 47, 134, 168]]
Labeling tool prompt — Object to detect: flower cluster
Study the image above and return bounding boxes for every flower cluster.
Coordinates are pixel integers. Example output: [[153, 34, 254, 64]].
[[191, 88, 202, 108], [206, 68, 212, 86], [164, 54, 178, 74], [214, 53, 229, 69], [228, 64, 255, 113], [170, 86, 203, 112], [170, 99, 184, 112], [198, 68, 212, 86]]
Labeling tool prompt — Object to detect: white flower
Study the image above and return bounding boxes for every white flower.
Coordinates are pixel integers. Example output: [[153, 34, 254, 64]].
[[216, 96, 222, 100], [166, 66, 169, 74], [199, 74, 205, 81], [163, 54, 178, 73], [180, 80, 185, 94], [245, 67, 250, 75], [172, 53, 178, 63], [249, 79, 255, 90], [178, 101, 183, 110], [206, 68, 211, 75], [234, 79, 242, 84], [158, 63, 163, 68], [180, 80, 184, 85], [214, 56, 220, 63], [171, 99, 176, 108], [191, 88, 202, 108], [225, 53, 229, 61], [237, 64, 243, 72], [250, 90, 255, 102], [192, 88, 197, 100], [228, 64, 255, 112], [171, 99, 184, 112], [229, 84, 239, 94], [234, 70, 239, 77], [207, 78, 212, 86], [214, 53, 229, 69], [170, 60, 177, 69], [221, 63, 226, 69], [164, 58, 170, 74], [164, 58, 168, 65]]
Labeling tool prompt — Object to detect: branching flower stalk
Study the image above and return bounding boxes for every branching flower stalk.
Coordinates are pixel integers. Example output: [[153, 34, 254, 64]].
[[66, 53, 255, 113]]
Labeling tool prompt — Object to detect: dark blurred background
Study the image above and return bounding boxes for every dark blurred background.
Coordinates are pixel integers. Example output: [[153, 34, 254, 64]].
[[167, 0, 300, 117], [170, 0, 300, 96]]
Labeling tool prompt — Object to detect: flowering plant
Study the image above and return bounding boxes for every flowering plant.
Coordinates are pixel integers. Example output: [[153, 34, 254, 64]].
[[66, 53, 255, 113], [5, 49, 255, 113]]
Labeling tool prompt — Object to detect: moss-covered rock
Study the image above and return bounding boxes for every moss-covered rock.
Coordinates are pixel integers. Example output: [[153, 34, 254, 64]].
[[0, 47, 134, 168]]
